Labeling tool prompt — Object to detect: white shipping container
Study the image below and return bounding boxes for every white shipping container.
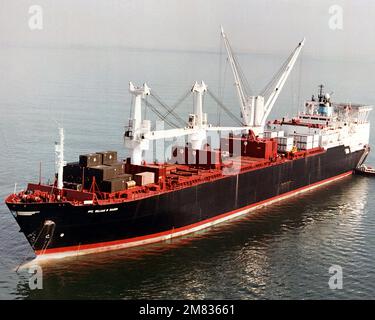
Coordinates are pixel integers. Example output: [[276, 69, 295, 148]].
[[271, 131, 278, 138], [293, 134, 313, 143], [264, 131, 278, 138], [134, 172, 155, 186], [301, 135, 313, 143], [277, 131, 284, 137], [293, 135, 302, 143], [263, 131, 271, 138], [277, 136, 294, 146]]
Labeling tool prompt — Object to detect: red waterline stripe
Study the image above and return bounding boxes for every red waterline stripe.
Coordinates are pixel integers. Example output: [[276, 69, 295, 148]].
[[36, 170, 353, 256]]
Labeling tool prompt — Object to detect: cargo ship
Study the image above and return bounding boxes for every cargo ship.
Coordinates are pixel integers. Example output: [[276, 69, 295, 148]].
[[5, 29, 372, 260]]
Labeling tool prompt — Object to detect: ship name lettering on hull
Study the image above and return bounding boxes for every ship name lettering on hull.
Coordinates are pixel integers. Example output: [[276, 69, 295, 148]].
[[87, 208, 118, 214]]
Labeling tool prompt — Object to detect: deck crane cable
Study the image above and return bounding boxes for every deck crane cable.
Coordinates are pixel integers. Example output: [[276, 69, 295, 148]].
[[149, 91, 187, 127], [207, 89, 244, 126], [159, 90, 191, 124], [227, 40, 253, 97], [217, 35, 224, 126], [142, 98, 180, 128], [219, 58, 229, 126], [261, 49, 295, 97], [217, 43, 230, 126], [144, 94, 148, 120], [260, 48, 296, 100], [129, 95, 134, 120], [148, 91, 188, 127], [297, 48, 303, 114]]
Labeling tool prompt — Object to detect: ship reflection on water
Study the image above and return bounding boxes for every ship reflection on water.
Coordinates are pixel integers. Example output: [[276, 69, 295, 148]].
[[15, 175, 373, 299]]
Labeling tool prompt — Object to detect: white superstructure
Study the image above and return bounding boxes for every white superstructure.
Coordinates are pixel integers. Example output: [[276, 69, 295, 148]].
[[267, 85, 372, 154]]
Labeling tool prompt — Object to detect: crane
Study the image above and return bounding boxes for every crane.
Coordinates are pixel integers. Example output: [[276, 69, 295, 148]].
[[220, 26, 305, 129], [124, 28, 306, 165]]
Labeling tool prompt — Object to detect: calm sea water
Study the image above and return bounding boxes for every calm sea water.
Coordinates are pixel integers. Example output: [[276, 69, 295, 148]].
[[0, 46, 374, 299]]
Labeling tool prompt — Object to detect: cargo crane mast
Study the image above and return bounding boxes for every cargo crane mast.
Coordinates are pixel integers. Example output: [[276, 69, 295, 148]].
[[260, 39, 305, 127], [221, 26, 305, 130], [189, 81, 208, 149], [124, 82, 152, 165], [142, 81, 209, 151], [125, 82, 210, 164], [125, 81, 258, 164], [220, 26, 251, 127]]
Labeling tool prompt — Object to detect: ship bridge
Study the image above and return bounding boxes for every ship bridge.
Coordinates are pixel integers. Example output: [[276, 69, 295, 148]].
[[267, 85, 372, 152]]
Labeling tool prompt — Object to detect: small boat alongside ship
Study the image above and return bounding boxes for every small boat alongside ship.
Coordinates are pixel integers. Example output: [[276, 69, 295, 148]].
[[355, 164, 375, 176], [4, 28, 373, 260]]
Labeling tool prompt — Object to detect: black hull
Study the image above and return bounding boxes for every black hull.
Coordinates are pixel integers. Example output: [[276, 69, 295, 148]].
[[6, 145, 366, 256]]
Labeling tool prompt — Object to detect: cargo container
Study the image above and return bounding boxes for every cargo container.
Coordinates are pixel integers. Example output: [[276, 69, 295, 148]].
[[111, 162, 126, 175], [85, 165, 118, 182], [97, 151, 117, 165], [277, 136, 294, 152], [293, 134, 313, 143], [63, 162, 82, 183], [117, 173, 133, 182], [124, 162, 167, 184], [79, 153, 102, 167], [277, 136, 294, 145], [297, 141, 313, 150], [101, 176, 130, 193], [63, 182, 82, 191], [134, 172, 155, 186], [172, 147, 221, 168], [263, 131, 278, 138]]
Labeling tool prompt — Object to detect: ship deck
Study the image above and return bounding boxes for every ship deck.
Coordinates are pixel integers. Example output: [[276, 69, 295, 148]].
[[5, 147, 326, 207]]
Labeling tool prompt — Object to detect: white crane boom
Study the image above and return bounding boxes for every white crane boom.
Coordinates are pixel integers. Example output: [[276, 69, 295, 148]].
[[143, 128, 197, 140], [144, 125, 263, 141], [221, 27, 305, 129], [261, 38, 305, 126], [221, 26, 250, 126]]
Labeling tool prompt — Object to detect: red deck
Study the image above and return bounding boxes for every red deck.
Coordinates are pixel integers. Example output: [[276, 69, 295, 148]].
[[6, 145, 326, 206]]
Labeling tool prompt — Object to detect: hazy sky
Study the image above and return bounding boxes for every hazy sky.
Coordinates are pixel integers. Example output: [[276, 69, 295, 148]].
[[1, 0, 375, 59]]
